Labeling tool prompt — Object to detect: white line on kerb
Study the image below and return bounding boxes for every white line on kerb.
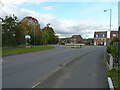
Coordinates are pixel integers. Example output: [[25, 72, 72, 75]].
[[108, 77, 114, 90]]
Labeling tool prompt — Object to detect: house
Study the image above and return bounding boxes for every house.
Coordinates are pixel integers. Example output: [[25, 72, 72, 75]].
[[21, 16, 40, 27], [94, 31, 107, 46], [21, 16, 41, 35], [87, 38, 94, 45], [59, 37, 71, 44], [110, 31, 119, 40], [83, 38, 94, 45], [71, 35, 83, 43]]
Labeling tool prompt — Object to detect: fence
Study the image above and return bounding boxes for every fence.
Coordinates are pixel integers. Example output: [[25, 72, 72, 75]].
[[105, 51, 120, 69]]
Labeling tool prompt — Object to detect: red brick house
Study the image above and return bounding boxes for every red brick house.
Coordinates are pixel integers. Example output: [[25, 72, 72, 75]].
[[71, 35, 83, 43], [21, 16, 40, 27], [110, 31, 119, 40], [94, 31, 107, 46]]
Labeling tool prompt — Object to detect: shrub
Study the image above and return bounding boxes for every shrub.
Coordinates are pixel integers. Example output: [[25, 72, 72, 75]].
[[106, 45, 112, 54], [110, 45, 119, 57], [106, 45, 119, 57], [110, 37, 119, 45]]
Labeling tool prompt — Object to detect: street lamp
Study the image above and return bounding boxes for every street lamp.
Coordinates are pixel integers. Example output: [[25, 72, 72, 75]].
[[104, 9, 112, 32], [104, 9, 112, 44]]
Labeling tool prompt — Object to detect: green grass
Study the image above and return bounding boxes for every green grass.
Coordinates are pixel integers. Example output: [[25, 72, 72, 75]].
[[2, 45, 55, 56], [0, 47, 1, 56], [108, 69, 120, 89]]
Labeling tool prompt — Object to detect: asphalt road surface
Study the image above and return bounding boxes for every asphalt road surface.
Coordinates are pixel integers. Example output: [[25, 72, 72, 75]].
[[3, 45, 108, 88]]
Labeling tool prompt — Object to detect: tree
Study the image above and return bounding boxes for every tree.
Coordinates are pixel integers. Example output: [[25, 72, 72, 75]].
[[42, 28, 49, 45], [42, 24, 59, 44], [1, 15, 20, 46], [110, 37, 119, 45]]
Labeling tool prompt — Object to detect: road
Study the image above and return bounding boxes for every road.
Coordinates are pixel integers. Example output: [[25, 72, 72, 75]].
[[3, 45, 108, 88]]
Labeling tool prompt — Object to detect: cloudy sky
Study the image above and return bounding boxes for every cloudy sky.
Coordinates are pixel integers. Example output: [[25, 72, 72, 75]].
[[0, 0, 119, 38]]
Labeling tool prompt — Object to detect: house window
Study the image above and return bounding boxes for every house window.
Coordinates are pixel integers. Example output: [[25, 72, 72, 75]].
[[28, 20, 33, 24], [113, 34, 116, 37], [103, 34, 105, 37], [96, 34, 98, 37]]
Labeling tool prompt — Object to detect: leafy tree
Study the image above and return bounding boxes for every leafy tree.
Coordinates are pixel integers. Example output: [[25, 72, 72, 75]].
[[1, 15, 20, 46], [14, 22, 25, 45], [1, 15, 59, 46], [110, 37, 119, 45], [106, 45, 112, 54], [42, 24, 59, 44], [106, 45, 119, 57], [42, 28, 49, 45], [111, 45, 119, 57]]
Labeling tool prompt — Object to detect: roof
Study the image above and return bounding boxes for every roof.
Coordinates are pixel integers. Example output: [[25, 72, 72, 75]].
[[94, 31, 107, 34], [71, 35, 83, 39], [110, 31, 118, 34]]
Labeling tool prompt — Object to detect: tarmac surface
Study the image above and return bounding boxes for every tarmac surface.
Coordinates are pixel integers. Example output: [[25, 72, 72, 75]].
[[2, 45, 108, 88]]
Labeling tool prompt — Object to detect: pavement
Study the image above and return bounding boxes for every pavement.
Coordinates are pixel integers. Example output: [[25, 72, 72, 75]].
[[2, 45, 108, 88]]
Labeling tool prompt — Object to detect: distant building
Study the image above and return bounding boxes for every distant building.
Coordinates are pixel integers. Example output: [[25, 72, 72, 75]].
[[94, 31, 107, 46], [119, 27, 120, 40], [88, 38, 94, 45], [71, 35, 83, 43], [110, 31, 119, 40], [83, 38, 94, 45], [60, 37, 71, 44], [21, 16, 40, 27]]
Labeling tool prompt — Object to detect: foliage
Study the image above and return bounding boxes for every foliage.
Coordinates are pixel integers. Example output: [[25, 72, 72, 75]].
[[77, 41, 82, 43], [106, 37, 119, 56], [106, 45, 112, 54], [106, 45, 119, 57], [1, 15, 59, 47], [110, 37, 119, 45], [85, 42, 90, 45], [42, 26, 59, 45], [108, 69, 120, 89], [110, 45, 119, 57], [2, 15, 24, 46]]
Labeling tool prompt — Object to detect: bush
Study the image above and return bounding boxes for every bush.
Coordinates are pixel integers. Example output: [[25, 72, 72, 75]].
[[106, 45, 119, 57], [85, 42, 90, 45], [110, 45, 119, 57], [77, 41, 82, 43], [110, 37, 119, 45], [108, 69, 120, 89], [106, 45, 111, 54]]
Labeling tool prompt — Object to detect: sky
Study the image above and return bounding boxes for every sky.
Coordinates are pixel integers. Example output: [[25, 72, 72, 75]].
[[0, 0, 119, 38]]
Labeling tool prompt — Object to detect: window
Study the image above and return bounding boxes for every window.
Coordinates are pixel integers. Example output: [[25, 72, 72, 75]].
[[28, 19, 33, 24], [103, 34, 105, 37], [96, 34, 98, 37], [113, 34, 116, 37]]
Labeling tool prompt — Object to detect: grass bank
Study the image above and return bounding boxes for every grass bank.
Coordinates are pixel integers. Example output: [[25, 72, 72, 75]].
[[108, 69, 120, 89], [2, 45, 55, 56]]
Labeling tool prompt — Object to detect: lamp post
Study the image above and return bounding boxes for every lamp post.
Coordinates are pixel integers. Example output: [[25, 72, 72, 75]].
[[34, 22, 36, 47], [104, 9, 112, 44], [104, 9, 112, 32]]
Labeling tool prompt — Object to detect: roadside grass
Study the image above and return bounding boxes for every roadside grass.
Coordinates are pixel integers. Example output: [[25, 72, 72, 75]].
[[108, 69, 120, 89], [2, 45, 55, 56], [0, 47, 1, 56]]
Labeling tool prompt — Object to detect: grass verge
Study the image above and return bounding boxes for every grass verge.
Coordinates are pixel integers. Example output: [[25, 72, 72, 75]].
[[2, 45, 55, 56], [108, 69, 120, 89]]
